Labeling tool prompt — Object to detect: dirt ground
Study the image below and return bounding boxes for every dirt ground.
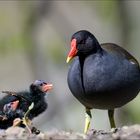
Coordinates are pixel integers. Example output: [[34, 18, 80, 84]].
[[0, 124, 140, 140]]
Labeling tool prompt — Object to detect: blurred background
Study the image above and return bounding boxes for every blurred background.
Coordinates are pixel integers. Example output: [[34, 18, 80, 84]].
[[0, 0, 140, 133]]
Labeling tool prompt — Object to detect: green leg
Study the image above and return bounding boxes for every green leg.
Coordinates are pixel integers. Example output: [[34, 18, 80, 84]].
[[84, 108, 92, 134], [108, 109, 116, 128], [22, 103, 34, 133]]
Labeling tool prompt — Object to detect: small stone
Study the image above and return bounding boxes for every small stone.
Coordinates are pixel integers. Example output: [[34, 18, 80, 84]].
[[37, 132, 45, 139], [5, 126, 26, 136], [122, 126, 128, 130], [112, 133, 119, 139]]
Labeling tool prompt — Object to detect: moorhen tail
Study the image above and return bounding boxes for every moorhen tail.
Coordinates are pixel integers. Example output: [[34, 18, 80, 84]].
[[0, 80, 53, 129], [66, 30, 140, 133]]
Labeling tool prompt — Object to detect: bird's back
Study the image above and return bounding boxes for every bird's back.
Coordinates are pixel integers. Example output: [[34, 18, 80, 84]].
[[101, 43, 139, 67]]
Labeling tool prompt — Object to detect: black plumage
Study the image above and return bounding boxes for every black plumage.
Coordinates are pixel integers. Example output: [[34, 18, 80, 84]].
[[0, 100, 21, 129], [0, 80, 53, 129], [66, 30, 140, 133]]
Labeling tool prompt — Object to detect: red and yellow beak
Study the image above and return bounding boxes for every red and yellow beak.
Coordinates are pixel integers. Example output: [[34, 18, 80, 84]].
[[11, 100, 19, 111], [66, 39, 78, 63], [42, 83, 53, 93]]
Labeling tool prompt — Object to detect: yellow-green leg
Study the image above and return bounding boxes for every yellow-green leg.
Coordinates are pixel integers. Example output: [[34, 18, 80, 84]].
[[22, 103, 34, 133], [108, 109, 116, 128], [13, 103, 34, 134], [84, 108, 92, 134]]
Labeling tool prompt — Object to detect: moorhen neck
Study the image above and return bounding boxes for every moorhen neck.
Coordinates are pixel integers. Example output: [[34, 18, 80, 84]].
[[66, 30, 140, 134]]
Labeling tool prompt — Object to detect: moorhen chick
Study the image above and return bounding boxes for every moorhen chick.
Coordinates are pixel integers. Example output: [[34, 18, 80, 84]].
[[0, 100, 20, 129], [66, 30, 140, 133], [0, 80, 53, 130]]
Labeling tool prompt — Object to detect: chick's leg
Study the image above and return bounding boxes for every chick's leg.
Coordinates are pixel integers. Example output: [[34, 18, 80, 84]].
[[22, 103, 34, 133], [13, 103, 34, 133]]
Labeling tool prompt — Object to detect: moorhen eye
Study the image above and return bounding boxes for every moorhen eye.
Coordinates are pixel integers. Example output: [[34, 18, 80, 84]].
[[67, 30, 140, 134]]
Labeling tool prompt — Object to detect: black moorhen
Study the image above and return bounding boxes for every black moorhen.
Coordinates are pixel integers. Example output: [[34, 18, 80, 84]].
[[0, 80, 53, 129], [66, 30, 140, 133]]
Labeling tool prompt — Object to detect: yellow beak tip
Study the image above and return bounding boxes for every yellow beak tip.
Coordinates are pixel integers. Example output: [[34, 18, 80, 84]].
[[66, 57, 71, 63]]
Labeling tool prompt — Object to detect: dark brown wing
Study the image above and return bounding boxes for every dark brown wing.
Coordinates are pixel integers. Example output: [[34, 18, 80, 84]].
[[0, 115, 7, 121], [101, 43, 139, 67], [1, 91, 30, 103]]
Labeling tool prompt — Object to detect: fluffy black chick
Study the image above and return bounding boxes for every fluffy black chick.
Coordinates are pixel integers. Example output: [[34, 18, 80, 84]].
[[0, 80, 53, 129]]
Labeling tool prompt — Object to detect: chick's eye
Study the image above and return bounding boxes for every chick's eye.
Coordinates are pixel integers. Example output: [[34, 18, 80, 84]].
[[7, 104, 11, 109], [40, 83, 42, 86], [8, 105, 11, 109]]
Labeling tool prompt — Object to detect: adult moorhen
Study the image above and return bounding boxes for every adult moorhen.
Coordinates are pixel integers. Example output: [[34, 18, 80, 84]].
[[0, 80, 53, 130], [66, 30, 140, 134]]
